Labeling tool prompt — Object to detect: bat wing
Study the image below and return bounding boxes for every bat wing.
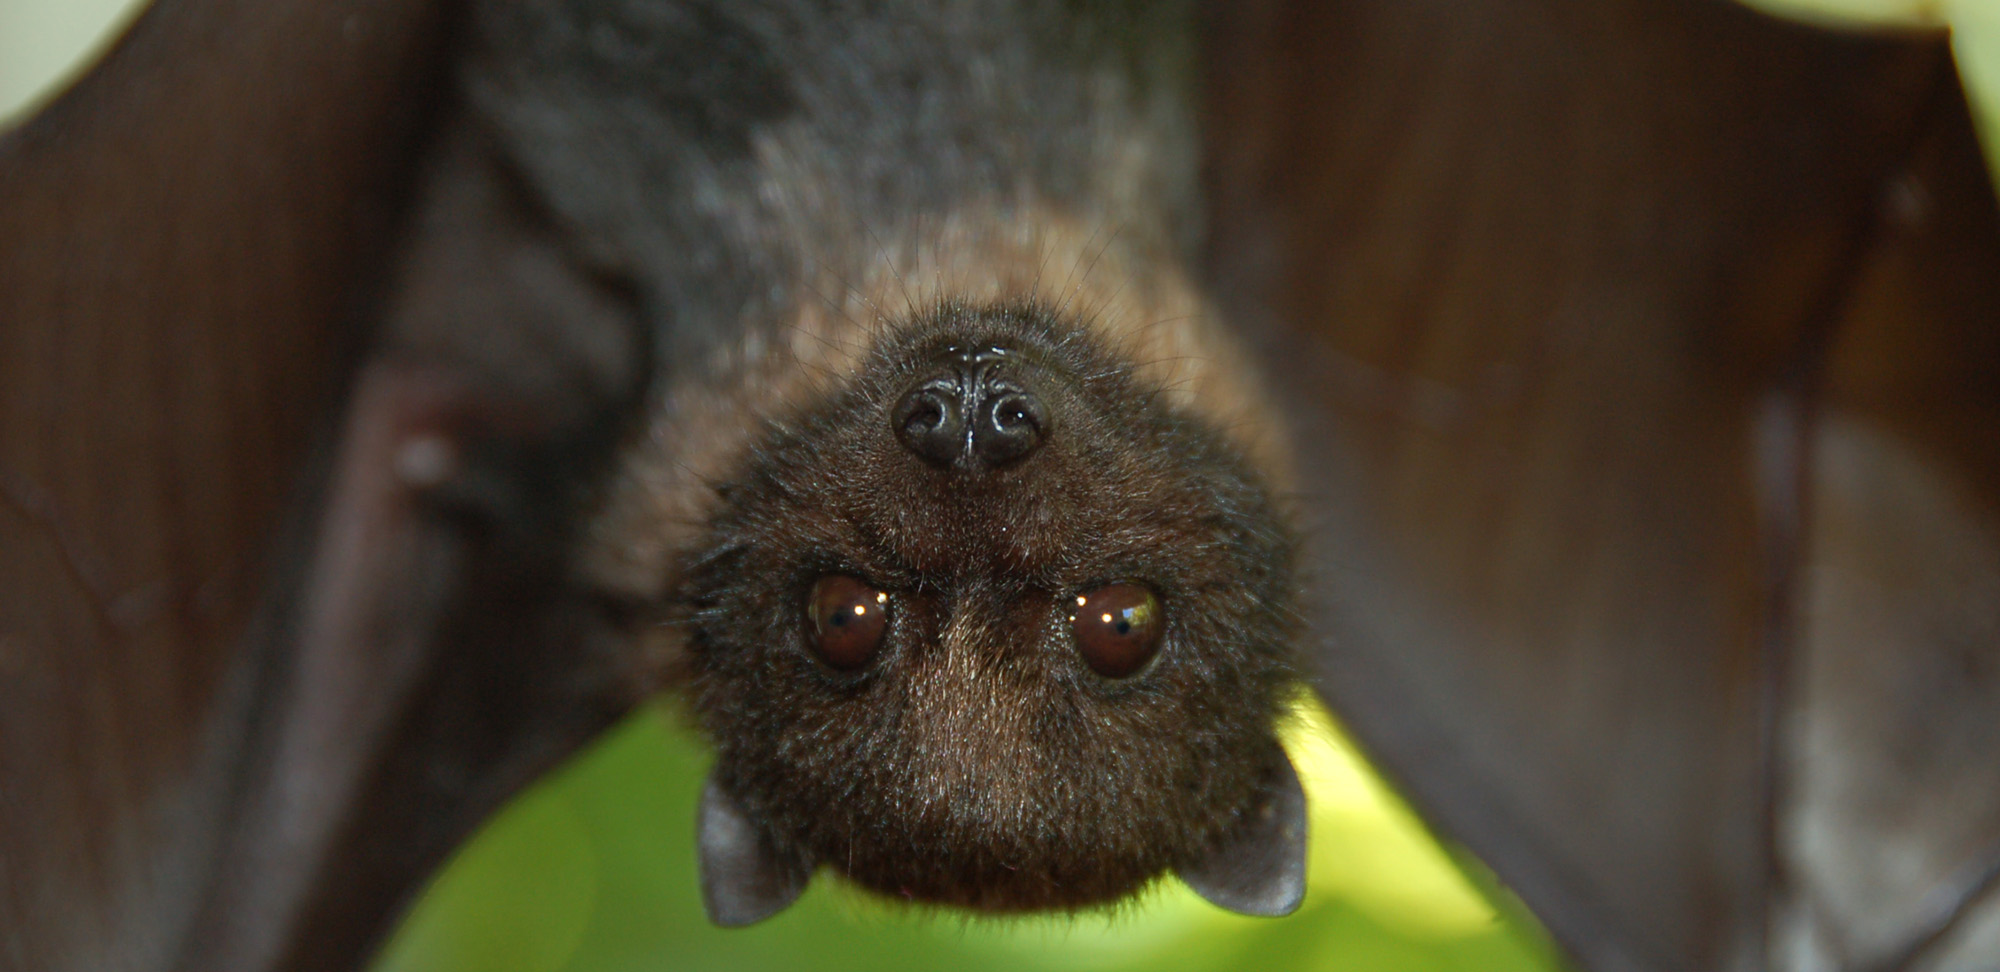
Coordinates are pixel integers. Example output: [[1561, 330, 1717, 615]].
[[1, 3, 647, 971], [1207, 0, 2000, 970], [0, 0, 450, 968]]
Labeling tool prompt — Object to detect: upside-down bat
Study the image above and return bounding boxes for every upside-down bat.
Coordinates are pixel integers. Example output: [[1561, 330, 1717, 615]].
[[8, 0, 2000, 969], [444, 0, 1307, 923], [8, 0, 1313, 962]]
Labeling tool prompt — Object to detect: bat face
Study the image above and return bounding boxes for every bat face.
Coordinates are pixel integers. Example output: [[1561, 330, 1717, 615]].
[[673, 298, 1304, 920]]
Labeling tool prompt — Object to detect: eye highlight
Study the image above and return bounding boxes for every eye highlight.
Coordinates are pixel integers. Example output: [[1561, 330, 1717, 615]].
[[807, 576, 889, 670], [1070, 583, 1163, 678]]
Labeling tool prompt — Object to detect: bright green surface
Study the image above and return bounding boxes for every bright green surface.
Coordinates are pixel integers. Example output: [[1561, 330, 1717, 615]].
[[372, 701, 1567, 972]]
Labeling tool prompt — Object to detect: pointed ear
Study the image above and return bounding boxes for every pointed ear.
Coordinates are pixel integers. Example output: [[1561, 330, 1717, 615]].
[[698, 775, 814, 927], [1178, 746, 1308, 917]]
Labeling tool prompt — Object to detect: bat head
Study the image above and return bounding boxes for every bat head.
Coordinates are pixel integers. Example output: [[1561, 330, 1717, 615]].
[[678, 299, 1304, 924]]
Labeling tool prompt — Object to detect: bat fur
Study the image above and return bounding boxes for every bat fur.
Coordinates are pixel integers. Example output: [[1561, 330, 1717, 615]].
[[410, 0, 1311, 923]]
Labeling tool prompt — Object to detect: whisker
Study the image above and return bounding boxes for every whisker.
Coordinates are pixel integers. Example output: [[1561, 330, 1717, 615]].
[[864, 223, 921, 322], [1057, 220, 1124, 321]]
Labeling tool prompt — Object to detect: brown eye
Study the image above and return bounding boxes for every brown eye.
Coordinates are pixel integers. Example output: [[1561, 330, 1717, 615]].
[[1070, 583, 1163, 678], [807, 576, 889, 670]]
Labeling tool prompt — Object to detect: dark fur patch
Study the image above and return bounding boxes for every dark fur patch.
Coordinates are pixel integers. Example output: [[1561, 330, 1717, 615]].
[[678, 300, 1297, 910]]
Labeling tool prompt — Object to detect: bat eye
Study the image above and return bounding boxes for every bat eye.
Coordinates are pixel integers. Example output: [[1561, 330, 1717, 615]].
[[807, 575, 889, 670], [1070, 583, 1163, 678]]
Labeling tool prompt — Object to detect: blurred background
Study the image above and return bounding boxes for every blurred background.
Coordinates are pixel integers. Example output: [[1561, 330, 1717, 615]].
[[0, 3, 1568, 971], [369, 701, 1565, 972]]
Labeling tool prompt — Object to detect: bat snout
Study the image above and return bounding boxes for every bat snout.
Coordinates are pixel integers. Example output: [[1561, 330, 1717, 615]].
[[892, 346, 1050, 469]]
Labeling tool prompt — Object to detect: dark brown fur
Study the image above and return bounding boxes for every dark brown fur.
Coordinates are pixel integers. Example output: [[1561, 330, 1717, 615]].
[[463, 0, 1306, 915], [673, 298, 1298, 909]]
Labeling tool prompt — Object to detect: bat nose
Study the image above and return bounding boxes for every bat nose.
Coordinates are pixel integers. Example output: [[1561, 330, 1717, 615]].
[[892, 347, 1049, 469]]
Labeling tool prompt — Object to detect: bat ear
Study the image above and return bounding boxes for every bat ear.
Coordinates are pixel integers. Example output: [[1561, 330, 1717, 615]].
[[1177, 746, 1308, 917], [697, 775, 814, 927]]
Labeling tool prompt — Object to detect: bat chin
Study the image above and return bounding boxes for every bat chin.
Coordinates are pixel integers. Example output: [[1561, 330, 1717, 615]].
[[695, 746, 1308, 926]]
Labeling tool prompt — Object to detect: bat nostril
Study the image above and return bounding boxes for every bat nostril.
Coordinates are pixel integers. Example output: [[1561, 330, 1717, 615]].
[[892, 383, 966, 467], [972, 386, 1045, 466]]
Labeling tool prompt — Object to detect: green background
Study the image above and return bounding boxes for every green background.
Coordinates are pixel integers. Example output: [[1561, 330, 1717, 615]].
[[370, 701, 1568, 972]]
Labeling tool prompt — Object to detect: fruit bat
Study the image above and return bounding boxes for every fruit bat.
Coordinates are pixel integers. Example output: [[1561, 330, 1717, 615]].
[[3, 0, 1310, 961], [448, 0, 1307, 923], [7, 0, 2000, 971]]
